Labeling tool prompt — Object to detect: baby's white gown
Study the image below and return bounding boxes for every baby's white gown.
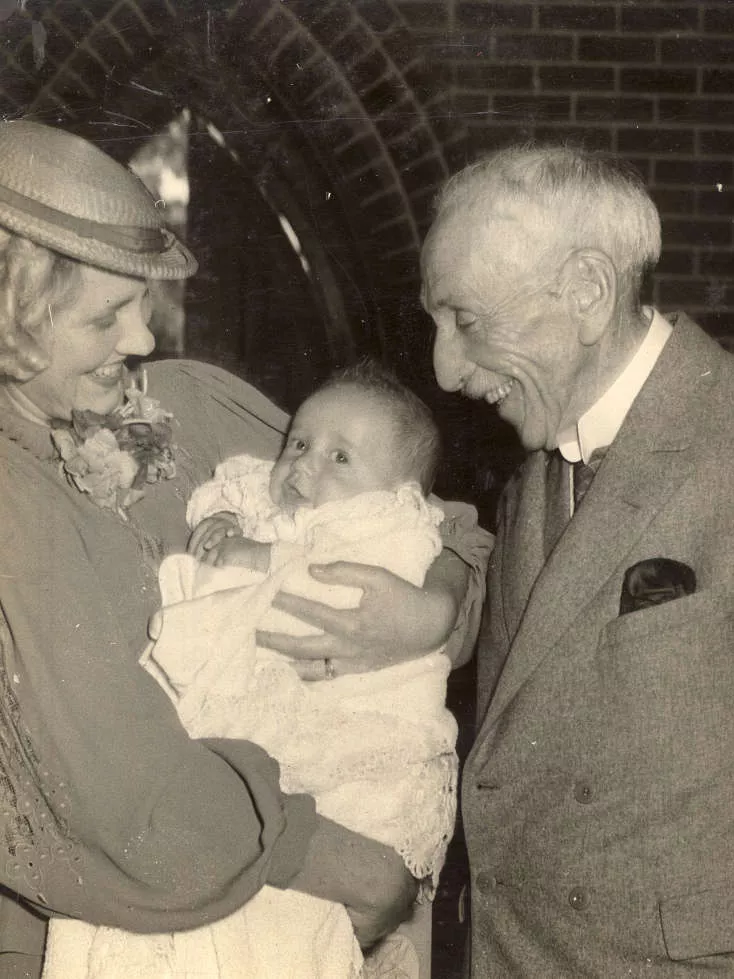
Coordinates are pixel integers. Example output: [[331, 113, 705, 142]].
[[43, 456, 458, 979]]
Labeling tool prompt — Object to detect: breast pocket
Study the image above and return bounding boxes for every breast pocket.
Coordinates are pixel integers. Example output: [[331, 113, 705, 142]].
[[601, 586, 732, 649], [594, 587, 734, 772]]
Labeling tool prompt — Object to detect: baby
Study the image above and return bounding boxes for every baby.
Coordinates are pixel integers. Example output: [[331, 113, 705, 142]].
[[188, 357, 442, 577], [43, 361, 459, 979], [184, 358, 447, 633]]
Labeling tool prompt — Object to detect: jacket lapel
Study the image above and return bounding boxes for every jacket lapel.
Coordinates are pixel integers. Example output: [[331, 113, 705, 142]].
[[485, 314, 723, 728], [499, 451, 548, 641]]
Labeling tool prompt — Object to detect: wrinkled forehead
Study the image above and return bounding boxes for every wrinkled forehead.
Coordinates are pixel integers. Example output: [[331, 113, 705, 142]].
[[422, 203, 527, 304], [421, 195, 567, 307]]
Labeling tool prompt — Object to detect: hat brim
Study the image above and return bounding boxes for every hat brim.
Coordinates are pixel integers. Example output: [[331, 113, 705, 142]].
[[0, 201, 197, 280]]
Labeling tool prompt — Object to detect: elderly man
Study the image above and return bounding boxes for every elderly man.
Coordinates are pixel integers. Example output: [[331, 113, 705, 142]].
[[421, 144, 734, 977]]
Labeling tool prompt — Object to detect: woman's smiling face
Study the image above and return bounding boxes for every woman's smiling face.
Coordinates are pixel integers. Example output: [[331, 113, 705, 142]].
[[18, 264, 155, 421]]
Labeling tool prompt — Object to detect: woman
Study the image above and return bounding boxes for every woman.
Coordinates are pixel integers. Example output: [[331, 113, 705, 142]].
[[0, 120, 489, 978]]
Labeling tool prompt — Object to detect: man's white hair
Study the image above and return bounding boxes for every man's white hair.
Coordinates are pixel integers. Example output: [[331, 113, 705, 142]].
[[434, 143, 661, 303]]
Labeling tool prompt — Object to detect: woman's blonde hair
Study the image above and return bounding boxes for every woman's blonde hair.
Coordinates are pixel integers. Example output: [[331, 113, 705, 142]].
[[0, 229, 81, 379]]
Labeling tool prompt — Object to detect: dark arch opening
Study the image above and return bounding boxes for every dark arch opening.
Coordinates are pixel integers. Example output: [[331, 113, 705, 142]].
[[183, 114, 365, 412]]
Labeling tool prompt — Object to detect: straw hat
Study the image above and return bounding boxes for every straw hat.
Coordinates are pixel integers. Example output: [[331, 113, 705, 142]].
[[0, 121, 197, 279]]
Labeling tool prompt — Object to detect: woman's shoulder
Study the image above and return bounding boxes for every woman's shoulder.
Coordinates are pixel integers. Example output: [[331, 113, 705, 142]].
[[144, 359, 289, 465], [145, 360, 289, 431]]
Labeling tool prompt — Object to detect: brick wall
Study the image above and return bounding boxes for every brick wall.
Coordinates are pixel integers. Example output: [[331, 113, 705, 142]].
[[390, 0, 734, 346], [8, 1, 731, 345]]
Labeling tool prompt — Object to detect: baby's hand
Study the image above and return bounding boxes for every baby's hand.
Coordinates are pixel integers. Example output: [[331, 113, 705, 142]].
[[187, 512, 242, 561], [204, 536, 272, 572]]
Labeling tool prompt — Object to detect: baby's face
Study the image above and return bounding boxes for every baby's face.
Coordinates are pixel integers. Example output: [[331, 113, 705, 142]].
[[269, 386, 403, 509]]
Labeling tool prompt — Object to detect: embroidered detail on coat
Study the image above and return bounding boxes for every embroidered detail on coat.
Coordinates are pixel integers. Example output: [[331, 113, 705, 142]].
[[0, 615, 79, 902]]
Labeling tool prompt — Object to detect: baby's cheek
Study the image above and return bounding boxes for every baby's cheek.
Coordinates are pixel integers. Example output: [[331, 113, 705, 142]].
[[310, 478, 345, 507]]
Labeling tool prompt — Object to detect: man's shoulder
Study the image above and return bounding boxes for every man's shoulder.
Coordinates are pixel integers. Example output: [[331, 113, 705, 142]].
[[671, 313, 734, 417], [646, 311, 734, 434], [665, 311, 734, 371]]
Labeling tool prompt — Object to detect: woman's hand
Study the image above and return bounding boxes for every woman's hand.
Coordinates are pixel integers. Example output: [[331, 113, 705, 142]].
[[288, 816, 418, 948], [256, 550, 470, 679]]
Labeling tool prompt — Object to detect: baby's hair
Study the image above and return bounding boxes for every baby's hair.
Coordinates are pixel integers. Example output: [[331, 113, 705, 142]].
[[318, 359, 441, 493]]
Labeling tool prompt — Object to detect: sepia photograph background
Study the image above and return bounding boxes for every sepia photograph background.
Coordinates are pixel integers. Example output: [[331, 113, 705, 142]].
[[3, 2, 734, 974]]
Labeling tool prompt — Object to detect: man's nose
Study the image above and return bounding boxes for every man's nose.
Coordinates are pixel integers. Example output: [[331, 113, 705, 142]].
[[433, 328, 467, 392], [117, 311, 156, 358]]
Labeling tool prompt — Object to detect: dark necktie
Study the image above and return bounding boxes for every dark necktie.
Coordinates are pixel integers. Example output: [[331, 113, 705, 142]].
[[572, 447, 608, 510], [544, 446, 608, 558], [544, 450, 571, 558]]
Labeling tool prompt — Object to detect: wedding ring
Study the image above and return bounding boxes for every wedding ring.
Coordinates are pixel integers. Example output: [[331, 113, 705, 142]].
[[324, 657, 336, 680]]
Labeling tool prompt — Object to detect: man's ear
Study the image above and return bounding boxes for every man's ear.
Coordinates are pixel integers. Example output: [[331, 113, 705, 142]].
[[557, 248, 617, 346]]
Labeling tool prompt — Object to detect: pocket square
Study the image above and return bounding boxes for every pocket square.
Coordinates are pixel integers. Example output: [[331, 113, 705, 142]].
[[619, 558, 696, 616]]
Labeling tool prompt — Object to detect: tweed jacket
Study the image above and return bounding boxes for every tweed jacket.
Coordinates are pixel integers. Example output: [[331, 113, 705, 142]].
[[463, 313, 734, 977]]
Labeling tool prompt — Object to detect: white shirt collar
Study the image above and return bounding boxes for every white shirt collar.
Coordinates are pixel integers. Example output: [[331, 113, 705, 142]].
[[557, 307, 673, 464]]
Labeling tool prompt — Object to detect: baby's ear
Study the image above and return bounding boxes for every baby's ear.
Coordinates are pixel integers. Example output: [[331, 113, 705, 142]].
[[558, 248, 617, 346]]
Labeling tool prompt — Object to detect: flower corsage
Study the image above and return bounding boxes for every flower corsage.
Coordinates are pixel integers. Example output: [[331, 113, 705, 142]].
[[51, 370, 176, 518]]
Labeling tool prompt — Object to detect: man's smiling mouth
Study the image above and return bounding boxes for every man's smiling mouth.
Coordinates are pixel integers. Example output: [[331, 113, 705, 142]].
[[485, 379, 514, 405], [90, 362, 124, 380]]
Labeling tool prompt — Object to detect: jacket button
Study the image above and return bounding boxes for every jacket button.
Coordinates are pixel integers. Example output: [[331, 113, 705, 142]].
[[573, 780, 594, 804], [475, 871, 496, 893], [568, 887, 591, 911]]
